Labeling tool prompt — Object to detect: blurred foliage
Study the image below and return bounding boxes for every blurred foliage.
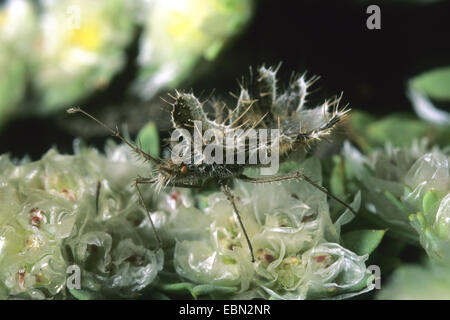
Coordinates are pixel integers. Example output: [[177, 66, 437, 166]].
[[136, 121, 160, 158], [0, 0, 253, 129], [410, 66, 450, 101], [347, 111, 450, 152], [33, 0, 137, 113], [377, 262, 450, 299], [342, 229, 386, 256], [135, 0, 253, 99]]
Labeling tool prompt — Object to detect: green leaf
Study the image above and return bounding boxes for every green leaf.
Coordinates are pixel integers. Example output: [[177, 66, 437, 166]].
[[157, 282, 238, 299], [411, 66, 450, 101], [422, 189, 440, 223], [367, 115, 430, 147], [349, 110, 376, 134], [136, 122, 160, 158], [69, 289, 101, 300], [330, 155, 347, 200], [157, 282, 196, 296], [144, 290, 171, 300], [384, 190, 409, 215], [348, 111, 450, 150], [278, 161, 302, 174], [347, 111, 376, 152], [191, 284, 238, 299], [342, 229, 386, 256]]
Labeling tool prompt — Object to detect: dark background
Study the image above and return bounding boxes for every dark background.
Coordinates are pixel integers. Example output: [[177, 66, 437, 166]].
[[1, 0, 450, 159]]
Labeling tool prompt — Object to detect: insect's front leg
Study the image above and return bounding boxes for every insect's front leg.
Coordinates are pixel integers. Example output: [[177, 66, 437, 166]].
[[237, 171, 357, 216], [133, 177, 162, 251], [221, 183, 255, 262]]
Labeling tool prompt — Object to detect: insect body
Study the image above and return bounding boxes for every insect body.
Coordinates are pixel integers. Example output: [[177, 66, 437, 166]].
[[67, 65, 355, 262]]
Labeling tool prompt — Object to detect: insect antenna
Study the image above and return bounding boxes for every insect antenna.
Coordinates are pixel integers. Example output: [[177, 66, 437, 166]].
[[160, 96, 173, 106], [67, 107, 161, 165]]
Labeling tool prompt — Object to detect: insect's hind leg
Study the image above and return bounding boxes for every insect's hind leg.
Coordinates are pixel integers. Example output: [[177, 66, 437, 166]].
[[237, 171, 357, 216], [221, 183, 255, 262], [134, 177, 163, 252]]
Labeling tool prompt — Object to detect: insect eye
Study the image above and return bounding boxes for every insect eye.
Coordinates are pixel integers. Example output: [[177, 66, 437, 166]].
[[180, 165, 188, 174]]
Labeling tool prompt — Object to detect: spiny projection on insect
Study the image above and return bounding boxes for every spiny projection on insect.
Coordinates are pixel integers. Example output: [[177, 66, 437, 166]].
[[67, 65, 355, 262]]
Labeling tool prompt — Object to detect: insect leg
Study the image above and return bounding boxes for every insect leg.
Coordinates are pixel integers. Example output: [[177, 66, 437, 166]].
[[95, 180, 101, 215], [134, 177, 163, 251], [221, 184, 255, 262], [238, 172, 357, 216]]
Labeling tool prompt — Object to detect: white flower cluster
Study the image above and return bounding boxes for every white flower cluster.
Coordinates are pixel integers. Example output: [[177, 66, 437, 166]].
[[0, 141, 163, 299], [135, 0, 253, 99], [0, 0, 252, 121], [170, 159, 370, 299], [342, 140, 450, 265]]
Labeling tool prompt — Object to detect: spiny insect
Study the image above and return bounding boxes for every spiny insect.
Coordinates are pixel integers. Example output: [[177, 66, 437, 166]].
[[67, 65, 355, 262]]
